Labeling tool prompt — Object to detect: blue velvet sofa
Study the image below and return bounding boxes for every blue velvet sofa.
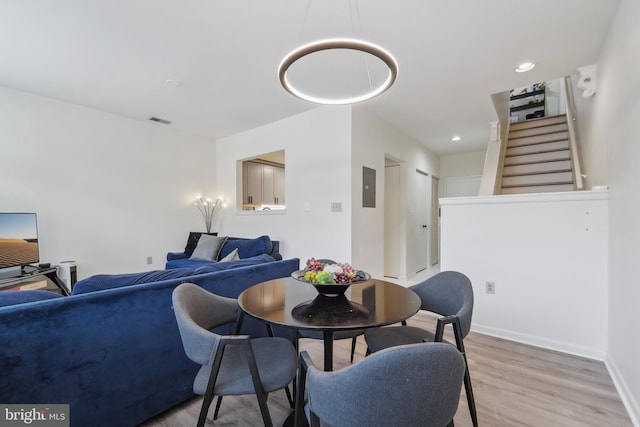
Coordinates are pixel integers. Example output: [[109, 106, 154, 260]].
[[0, 257, 300, 427]]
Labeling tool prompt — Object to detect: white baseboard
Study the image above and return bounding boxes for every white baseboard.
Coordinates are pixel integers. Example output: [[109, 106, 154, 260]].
[[471, 323, 606, 360], [606, 356, 640, 427]]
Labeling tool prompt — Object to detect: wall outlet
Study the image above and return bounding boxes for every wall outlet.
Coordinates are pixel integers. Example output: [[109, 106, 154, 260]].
[[146, 256, 153, 265], [486, 281, 496, 294], [331, 202, 342, 212]]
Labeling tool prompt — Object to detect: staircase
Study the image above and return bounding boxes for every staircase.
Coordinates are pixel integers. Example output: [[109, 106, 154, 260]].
[[500, 115, 575, 194]]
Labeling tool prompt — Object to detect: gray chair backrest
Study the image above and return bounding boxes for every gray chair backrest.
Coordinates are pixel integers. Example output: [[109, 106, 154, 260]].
[[410, 271, 474, 337], [172, 282, 239, 365], [307, 342, 465, 427]]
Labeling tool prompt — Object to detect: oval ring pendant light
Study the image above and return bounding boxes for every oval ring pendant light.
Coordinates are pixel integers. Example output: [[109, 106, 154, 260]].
[[278, 38, 398, 105]]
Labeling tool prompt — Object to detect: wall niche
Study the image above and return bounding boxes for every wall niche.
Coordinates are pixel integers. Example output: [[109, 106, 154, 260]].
[[239, 150, 285, 211]]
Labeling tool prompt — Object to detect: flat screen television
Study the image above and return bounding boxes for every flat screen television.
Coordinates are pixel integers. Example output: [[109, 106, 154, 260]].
[[0, 212, 40, 270]]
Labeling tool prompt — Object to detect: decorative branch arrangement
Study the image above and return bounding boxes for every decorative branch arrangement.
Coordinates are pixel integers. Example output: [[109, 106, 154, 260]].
[[195, 196, 223, 233]]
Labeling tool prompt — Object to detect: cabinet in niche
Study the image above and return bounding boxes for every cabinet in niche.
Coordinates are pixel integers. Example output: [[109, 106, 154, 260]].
[[241, 150, 285, 210], [273, 166, 285, 205]]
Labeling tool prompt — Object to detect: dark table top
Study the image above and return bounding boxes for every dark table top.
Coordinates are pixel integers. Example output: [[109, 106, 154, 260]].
[[238, 276, 421, 332]]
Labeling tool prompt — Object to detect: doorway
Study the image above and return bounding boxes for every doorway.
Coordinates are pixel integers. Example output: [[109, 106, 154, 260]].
[[384, 160, 401, 278], [431, 176, 440, 266], [415, 169, 430, 273]]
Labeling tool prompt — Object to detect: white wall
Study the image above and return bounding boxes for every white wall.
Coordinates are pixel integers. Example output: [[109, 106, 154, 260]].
[[591, 0, 640, 423], [440, 150, 486, 177], [440, 150, 485, 197], [215, 106, 440, 278], [351, 107, 440, 279], [440, 191, 609, 359], [0, 85, 216, 279], [215, 106, 352, 264]]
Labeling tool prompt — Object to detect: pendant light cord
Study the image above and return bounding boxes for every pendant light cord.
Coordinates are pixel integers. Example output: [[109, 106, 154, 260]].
[[301, 0, 312, 37], [350, 0, 373, 92]]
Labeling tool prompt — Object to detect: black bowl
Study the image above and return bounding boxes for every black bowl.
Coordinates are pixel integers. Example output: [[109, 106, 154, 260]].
[[311, 283, 351, 296], [291, 270, 371, 296]]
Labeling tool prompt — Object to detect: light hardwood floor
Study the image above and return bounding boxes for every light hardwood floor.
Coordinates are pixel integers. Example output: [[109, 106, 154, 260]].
[[139, 311, 632, 427]]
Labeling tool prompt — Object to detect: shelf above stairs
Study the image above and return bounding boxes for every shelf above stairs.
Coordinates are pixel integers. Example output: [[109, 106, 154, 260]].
[[501, 115, 575, 195]]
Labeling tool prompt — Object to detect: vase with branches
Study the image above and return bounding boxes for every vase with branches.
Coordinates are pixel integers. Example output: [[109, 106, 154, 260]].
[[195, 196, 223, 233]]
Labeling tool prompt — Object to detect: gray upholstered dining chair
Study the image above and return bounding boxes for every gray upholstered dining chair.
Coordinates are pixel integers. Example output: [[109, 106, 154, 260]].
[[363, 271, 478, 427], [294, 342, 465, 427], [172, 283, 297, 427]]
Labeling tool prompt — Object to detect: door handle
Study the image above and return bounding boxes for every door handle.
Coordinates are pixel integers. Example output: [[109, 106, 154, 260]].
[[422, 225, 428, 228]]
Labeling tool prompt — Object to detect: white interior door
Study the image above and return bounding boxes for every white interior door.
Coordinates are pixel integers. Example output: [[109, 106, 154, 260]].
[[384, 164, 400, 278], [431, 176, 440, 266], [415, 170, 430, 272]]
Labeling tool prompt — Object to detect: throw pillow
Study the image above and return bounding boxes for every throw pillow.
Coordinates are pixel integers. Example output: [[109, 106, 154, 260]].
[[184, 232, 218, 257], [219, 248, 240, 263], [190, 235, 228, 261], [218, 235, 272, 260]]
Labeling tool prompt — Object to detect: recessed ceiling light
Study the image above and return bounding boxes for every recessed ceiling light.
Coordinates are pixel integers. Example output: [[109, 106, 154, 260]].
[[451, 136, 462, 142], [165, 79, 182, 87], [515, 62, 535, 73]]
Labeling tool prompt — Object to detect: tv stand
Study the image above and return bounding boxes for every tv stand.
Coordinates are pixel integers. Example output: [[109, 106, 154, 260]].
[[0, 267, 70, 296]]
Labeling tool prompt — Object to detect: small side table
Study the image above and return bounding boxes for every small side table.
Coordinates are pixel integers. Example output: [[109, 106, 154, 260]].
[[0, 266, 70, 296]]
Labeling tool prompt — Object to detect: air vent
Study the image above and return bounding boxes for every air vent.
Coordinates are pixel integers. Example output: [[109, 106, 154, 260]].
[[148, 117, 171, 125]]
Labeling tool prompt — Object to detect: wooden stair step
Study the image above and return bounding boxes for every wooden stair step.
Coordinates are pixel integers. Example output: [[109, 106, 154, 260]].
[[502, 171, 573, 187], [506, 140, 570, 156], [509, 123, 568, 139], [501, 183, 575, 194], [509, 115, 567, 131], [504, 150, 571, 166], [508, 132, 569, 147], [503, 160, 572, 177]]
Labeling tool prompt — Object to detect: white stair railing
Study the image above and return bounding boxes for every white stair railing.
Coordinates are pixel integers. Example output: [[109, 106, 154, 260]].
[[563, 76, 584, 190]]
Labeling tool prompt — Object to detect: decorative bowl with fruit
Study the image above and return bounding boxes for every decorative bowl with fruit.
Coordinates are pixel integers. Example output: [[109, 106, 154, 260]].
[[291, 258, 370, 296]]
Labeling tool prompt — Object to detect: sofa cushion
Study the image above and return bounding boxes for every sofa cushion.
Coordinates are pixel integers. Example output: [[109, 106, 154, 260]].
[[184, 232, 218, 257], [193, 254, 275, 274], [218, 235, 272, 260], [165, 258, 220, 270], [0, 290, 63, 307], [72, 268, 196, 295], [190, 235, 227, 261]]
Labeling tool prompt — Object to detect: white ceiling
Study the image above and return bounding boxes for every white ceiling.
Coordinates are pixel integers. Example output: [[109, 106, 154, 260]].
[[0, 0, 620, 155]]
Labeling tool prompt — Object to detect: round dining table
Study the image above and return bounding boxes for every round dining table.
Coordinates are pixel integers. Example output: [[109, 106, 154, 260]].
[[238, 276, 421, 371]]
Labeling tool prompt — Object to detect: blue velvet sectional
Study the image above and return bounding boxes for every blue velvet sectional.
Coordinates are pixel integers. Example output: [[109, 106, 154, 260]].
[[0, 256, 300, 427]]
